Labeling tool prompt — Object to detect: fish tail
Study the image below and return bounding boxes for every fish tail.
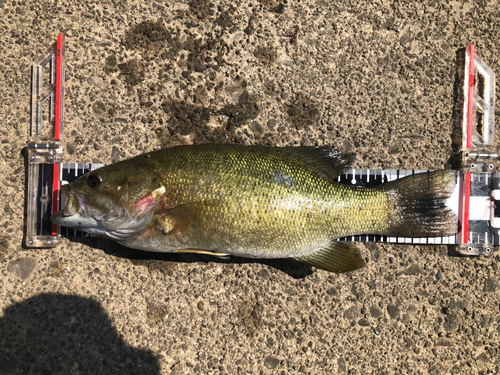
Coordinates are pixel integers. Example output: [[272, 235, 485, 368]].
[[381, 170, 460, 237]]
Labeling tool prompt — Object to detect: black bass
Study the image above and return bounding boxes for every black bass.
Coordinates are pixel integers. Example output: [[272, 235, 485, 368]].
[[52, 144, 459, 273]]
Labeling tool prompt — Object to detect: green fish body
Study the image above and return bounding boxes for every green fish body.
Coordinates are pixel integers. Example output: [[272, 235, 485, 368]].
[[52, 144, 459, 273]]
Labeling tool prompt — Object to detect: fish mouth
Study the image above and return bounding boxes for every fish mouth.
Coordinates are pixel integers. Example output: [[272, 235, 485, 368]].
[[51, 185, 96, 228], [51, 184, 153, 241]]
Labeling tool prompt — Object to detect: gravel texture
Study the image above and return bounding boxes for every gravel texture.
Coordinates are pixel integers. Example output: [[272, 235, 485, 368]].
[[1, 1, 500, 374]]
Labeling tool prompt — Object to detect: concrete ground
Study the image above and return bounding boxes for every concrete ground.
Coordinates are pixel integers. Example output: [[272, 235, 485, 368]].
[[1, 0, 500, 374]]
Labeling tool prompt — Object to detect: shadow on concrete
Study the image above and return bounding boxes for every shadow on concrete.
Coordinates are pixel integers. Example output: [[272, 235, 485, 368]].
[[70, 236, 314, 279], [448, 46, 466, 169], [0, 294, 160, 375]]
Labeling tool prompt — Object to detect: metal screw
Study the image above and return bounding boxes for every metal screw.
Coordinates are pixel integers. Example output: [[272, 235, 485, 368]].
[[470, 163, 476, 169], [48, 155, 55, 161], [28, 239, 34, 245], [40, 195, 49, 204], [47, 240, 52, 245], [488, 164, 494, 170], [30, 155, 37, 160], [467, 246, 473, 253], [485, 248, 492, 254]]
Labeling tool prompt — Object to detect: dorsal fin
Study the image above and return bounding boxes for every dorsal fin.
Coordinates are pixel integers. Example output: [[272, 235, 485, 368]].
[[280, 147, 355, 180]]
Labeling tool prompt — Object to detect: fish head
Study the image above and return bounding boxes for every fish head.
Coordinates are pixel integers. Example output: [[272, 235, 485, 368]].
[[51, 163, 165, 241]]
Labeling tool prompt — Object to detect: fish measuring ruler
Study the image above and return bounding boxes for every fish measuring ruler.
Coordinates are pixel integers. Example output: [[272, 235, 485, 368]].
[[25, 36, 498, 257]]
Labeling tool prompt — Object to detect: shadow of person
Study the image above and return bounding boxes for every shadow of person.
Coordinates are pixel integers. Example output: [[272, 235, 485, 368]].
[[0, 294, 160, 375]]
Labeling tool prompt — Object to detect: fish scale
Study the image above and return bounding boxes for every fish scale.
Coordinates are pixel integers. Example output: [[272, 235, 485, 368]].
[[151, 146, 385, 257]]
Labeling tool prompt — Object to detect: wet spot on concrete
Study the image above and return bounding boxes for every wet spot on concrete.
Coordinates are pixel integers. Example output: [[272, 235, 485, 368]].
[[7, 257, 36, 279], [118, 59, 145, 87], [165, 32, 227, 76], [215, 8, 236, 30], [158, 99, 241, 144], [188, 38, 228, 75], [123, 21, 169, 51], [285, 93, 320, 130], [219, 90, 259, 131], [161, 100, 211, 135], [189, 0, 213, 20]]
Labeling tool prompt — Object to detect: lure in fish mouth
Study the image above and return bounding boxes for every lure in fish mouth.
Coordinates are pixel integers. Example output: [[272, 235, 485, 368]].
[[51, 170, 164, 241], [52, 186, 99, 229]]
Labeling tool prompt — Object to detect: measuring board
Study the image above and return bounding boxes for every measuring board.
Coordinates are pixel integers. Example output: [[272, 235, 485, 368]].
[[25, 35, 498, 257]]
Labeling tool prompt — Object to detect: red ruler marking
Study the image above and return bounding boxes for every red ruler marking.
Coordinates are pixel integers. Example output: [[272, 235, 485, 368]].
[[52, 163, 60, 235], [462, 172, 471, 244], [52, 34, 65, 235], [466, 44, 474, 149], [54, 33, 65, 141]]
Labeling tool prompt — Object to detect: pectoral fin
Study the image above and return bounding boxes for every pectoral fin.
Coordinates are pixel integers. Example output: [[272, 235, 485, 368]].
[[174, 249, 230, 259], [294, 242, 366, 273], [157, 202, 206, 235]]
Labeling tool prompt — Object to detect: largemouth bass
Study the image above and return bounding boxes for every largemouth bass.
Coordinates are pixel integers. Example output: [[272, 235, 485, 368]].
[[52, 144, 459, 273]]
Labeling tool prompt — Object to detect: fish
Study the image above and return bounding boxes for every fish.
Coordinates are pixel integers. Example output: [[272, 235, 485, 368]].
[[51, 144, 460, 273]]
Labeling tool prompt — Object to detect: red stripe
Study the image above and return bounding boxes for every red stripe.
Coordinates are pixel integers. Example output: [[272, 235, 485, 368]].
[[462, 172, 471, 244], [466, 44, 474, 149], [54, 34, 65, 141], [52, 163, 60, 235]]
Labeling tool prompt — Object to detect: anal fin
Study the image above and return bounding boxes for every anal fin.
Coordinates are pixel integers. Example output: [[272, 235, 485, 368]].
[[294, 242, 365, 273]]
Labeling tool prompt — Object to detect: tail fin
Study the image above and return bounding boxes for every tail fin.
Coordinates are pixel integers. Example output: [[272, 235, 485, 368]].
[[381, 170, 460, 237]]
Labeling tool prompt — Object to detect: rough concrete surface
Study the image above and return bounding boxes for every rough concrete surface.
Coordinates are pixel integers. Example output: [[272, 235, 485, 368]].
[[1, 0, 500, 374]]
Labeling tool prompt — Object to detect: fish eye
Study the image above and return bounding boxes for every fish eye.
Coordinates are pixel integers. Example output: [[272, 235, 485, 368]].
[[87, 174, 102, 188]]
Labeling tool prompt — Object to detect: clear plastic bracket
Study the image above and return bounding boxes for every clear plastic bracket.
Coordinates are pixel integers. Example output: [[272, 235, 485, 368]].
[[453, 44, 497, 257], [461, 44, 497, 172], [26, 34, 65, 248]]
